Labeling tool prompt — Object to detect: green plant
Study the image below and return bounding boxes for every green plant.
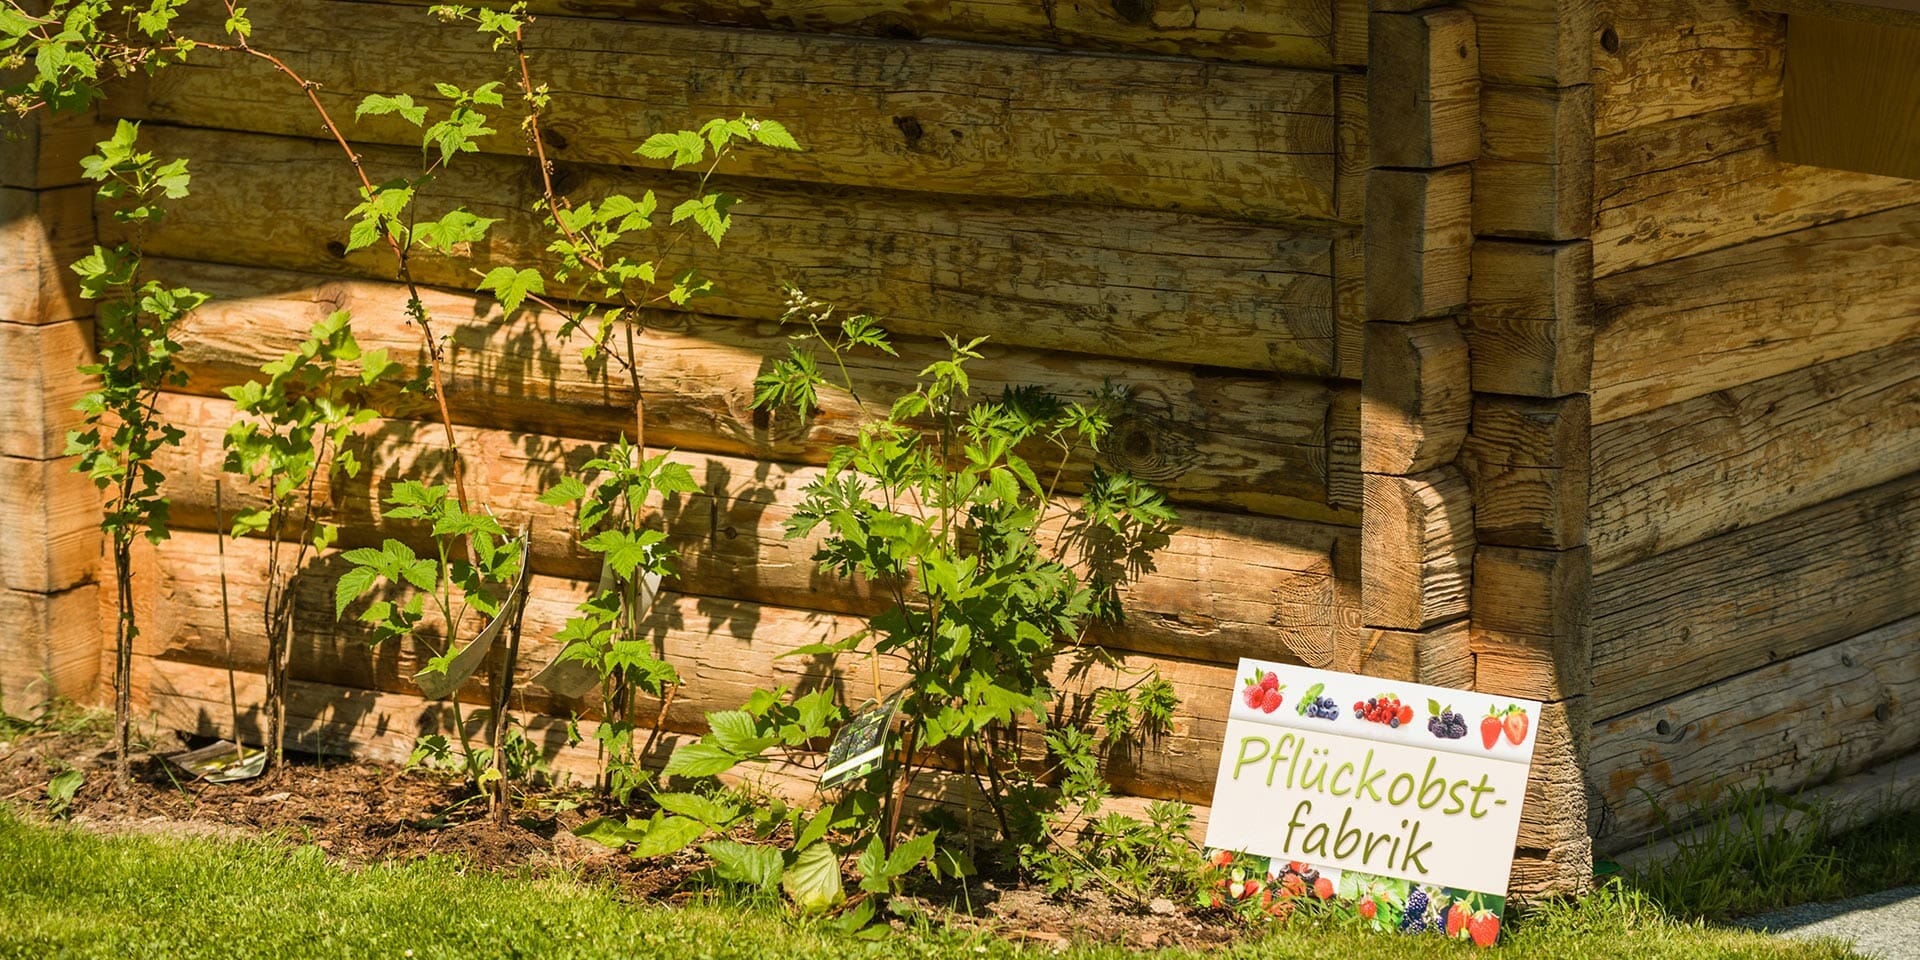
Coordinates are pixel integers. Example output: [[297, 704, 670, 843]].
[[44, 768, 84, 819], [221, 310, 402, 773], [61, 119, 206, 791]]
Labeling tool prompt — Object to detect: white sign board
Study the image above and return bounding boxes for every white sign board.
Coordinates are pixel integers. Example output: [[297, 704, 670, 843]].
[[1202, 660, 1541, 944]]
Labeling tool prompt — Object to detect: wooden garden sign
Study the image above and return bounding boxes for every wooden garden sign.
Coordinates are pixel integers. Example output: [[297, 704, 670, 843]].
[[1203, 659, 1541, 946]]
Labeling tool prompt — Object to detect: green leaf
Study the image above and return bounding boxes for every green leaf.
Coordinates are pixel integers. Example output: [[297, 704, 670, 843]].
[[660, 741, 737, 779], [476, 266, 544, 313], [885, 831, 937, 878], [571, 815, 645, 849], [748, 119, 801, 151], [652, 791, 740, 829], [630, 815, 706, 858], [537, 475, 587, 507], [334, 566, 377, 618], [582, 528, 666, 579], [356, 93, 427, 126], [782, 841, 844, 913], [703, 840, 783, 890]]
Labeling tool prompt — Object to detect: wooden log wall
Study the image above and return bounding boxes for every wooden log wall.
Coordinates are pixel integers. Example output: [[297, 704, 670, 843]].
[[0, 108, 101, 715], [1586, 0, 1920, 853]]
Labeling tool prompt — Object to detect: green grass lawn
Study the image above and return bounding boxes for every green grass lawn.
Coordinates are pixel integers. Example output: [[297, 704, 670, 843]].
[[0, 811, 1862, 960]]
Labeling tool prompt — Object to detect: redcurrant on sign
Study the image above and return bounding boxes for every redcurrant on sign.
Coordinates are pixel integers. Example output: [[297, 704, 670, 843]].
[[1202, 660, 1541, 946]]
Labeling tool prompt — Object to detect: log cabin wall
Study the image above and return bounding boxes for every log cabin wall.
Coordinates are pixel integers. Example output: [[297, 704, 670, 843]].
[[1585, 0, 1920, 854]]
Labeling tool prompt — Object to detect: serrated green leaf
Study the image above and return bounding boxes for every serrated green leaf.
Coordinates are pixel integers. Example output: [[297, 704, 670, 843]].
[[782, 840, 844, 913], [630, 815, 706, 858], [476, 266, 544, 314], [652, 791, 740, 828], [660, 741, 737, 779], [703, 840, 782, 890]]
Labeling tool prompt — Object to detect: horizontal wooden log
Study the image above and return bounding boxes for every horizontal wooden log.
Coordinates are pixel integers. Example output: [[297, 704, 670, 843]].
[[0, 108, 96, 190], [137, 1, 1342, 223], [0, 455, 100, 594], [150, 392, 1363, 668], [1349, 619, 1474, 689], [1592, 102, 1920, 279], [0, 583, 99, 716], [1460, 394, 1588, 549], [1593, 613, 1920, 850], [1471, 546, 1590, 702], [1779, 16, 1920, 182], [0, 319, 94, 460], [1359, 318, 1469, 474], [127, 126, 1339, 377], [1590, 337, 1920, 573], [367, 0, 1341, 69], [1467, 240, 1591, 398], [1591, 0, 1783, 137], [133, 531, 1242, 800], [1591, 470, 1920, 719], [1458, 0, 1591, 87], [1474, 83, 1592, 241], [152, 258, 1358, 523], [1365, 165, 1471, 321], [1361, 467, 1473, 629], [1367, 7, 1480, 169], [0, 185, 90, 326]]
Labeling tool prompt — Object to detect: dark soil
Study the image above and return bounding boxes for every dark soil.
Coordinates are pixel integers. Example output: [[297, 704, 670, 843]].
[[0, 726, 1238, 951]]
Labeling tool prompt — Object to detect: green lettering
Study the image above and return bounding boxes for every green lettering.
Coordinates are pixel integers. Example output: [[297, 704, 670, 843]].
[[1332, 807, 1362, 859], [1388, 772, 1415, 806], [1400, 819, 1432, 874], [1468, 774, 1497, 819], [1330, 761, 1356, 797], [1355, 749, 1385, 802], [1417, 756, 1448, 809], [1233, 735, 1270, 781]]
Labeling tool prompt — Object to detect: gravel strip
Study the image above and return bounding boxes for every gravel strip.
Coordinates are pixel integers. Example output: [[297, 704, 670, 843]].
[[1737, 886, 1920, 959]]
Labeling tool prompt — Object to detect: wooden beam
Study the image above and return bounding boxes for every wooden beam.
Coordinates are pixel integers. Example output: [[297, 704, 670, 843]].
[[1350, 619, 1475, 688], [1516, 697, 1592, 853], [1475, 83, 1593, 241], [128, 126, 1339, 377], [1368, 6, 1481, 169], [1590, 337, 1920, 572], [1360, 318, 1470, 474], [1458, 0, 1592, 87], [0, 320, 95, 460], [1365, 165, 1472, 321], [0, 583, 99, 714], [0, 108, 96, 190], [1756, 0, 1920, 27], [0, 185, 91, 326], [1461, 394, 1589, 550], [0, 455, 100, 595], [1778, 14, 1920, 181], [1361, 467, 1474, 629], [1467, 240, 1592, 397], [1592, 612, 1920, 850], [1471, 546, 1590, 701], [1591, 470, 1920, 719], [1591, 0, 1783, 137], [1336, 75, 1371, 225]]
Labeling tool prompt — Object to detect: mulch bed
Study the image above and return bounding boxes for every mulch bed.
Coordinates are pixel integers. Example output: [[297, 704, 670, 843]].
[[0, 726, 1239, 951]]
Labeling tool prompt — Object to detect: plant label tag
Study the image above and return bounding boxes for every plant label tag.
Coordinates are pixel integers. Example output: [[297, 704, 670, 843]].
[[819, 691, 905, 789], [1202, 660, 1542, 946]]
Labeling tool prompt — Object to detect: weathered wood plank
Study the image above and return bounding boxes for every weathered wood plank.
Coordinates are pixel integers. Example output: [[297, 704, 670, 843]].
[[1458, 0, 1591, 87], [0, 185, 90, 326], [1368, 7, 1479, 169], [1515, 697, 1591, 856], [1349, 619, 1473, 689], [1592, 103, 1920, 279], [1335, 74, 1370, 225], [1467, 240, 1591, 397], [1591, 0, 1783, 137], [1471, 546, 1590, 702], [0, 455, 100, 595], [1365, 165, 1471, 321], [153, 259, 1354, 522], [0, 319, 94, 460], [0, 108, 97, 190], [1460, 394, 1588, 550], [1594, 204, 1920, 421], [1590, 338, 1920, 572], [1361, 467, 1472, 629], [1474, 83, 1592, 241], [0, 583, 99, 715], [126, 126, 1339, 376], [149, 392, 1364, 668], [135, 1, 1342, 223], [1593, 613, 1920, 851], [368, 0, 1341, 70], [1778, 16, 1920, 183], [1360, 318, 1469, 474], [1591, 470, 1920, 719], [1333, 229, 1366, 379], [1334, 0, 1368, 66]]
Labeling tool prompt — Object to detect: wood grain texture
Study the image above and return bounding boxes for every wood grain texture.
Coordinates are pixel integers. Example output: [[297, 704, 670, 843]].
[[1593, 613, 1920, 851], [1460, 394, 1589, 550], [1470, 546, 1590, 701], [134, 1, 1342, 223], [1350, 619, 1474, 689], [125, 126, 1339, 376], [1459, 0, 1591, 87], [1592, 102, 1920, 279], [1591, 0, 1783, 136], [0, 319, 94, 460], [1590, 337, 1920, 573], [1467, 240, 1591, 397], [1336, 74, 1370, 225], [1361, 467, 1473, 630], [0, 455, 100, 595], [150, 392, 1364, 669], [1333, 229, 1366, 379], [1756, 0, 1920, 26], [0, 185, 90, 326], [1594, 204, 1920, 422], [1365, 165, 1471, 321], [1515, 697, 1592, 854], [1474, 83, 1592, 241], [1368, 7, 1480, 169], [1591, 470, 1920, 720], [369, 0, 1342, 69], [1779, 15, 1920, 181], [0, 583, 99, 714], [1335, 0, 1368, 66], [153, 259, 1356, 523], [0, 108, 96, 190], [1359, 318, 1469, 474], [132, 531, 1245, 800]]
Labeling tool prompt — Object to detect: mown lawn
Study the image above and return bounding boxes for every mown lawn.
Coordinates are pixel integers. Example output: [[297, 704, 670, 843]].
[[0, 811, 1861, 960]]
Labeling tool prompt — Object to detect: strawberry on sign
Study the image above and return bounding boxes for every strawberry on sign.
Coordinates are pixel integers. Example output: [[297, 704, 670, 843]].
[[1203, 661, 1542, 947]]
